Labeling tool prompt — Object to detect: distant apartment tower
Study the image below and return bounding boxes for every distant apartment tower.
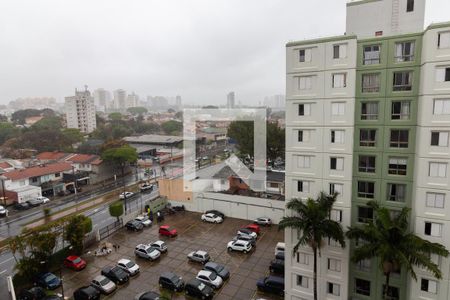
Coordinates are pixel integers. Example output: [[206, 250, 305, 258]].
[[148, 96, 169, 109], [93, 88, 110, 111], [285, 0, 450, 300], [264, 94, 286, 108], [176, 95, 182, 108], [227, 92, 235, 108], [126, 92, 139, 108], [65, 87, 96, 133], [113, 89, 127, 110]]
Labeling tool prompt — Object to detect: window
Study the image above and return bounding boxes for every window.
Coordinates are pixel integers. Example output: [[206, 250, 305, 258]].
[[426, 193, 445, 209], [297, 155, 311, 168], [331, 102, 345, 116], [332, 73, 346, 88], [327, 258, 341, 272], [387, 184, 406, 202], [388, 157, 407, 175], [358, 206, 374, 223], [383, 286, 400, 300], [431, 131, 449, 146], [298, 103, 311, 116], [329, 183, 343, 195], [395, 41, 415, 62], [299, 48, 312, 62], [298, 76, 313, 90], [424, 222, 442, 237], [390, 130, 409, 148], [54, 172, 60, 177], [298, 130, 310, 142], [355, 278, 371, 296], [391, 101, 411, 120], [327, 282, 340, 296], [297, 181, 310, 192], [331, 130, 345, 144], [333, 44, 347, 59], [433, 99, 450, 115], [362, 73, 380, 92], [358, 155, 376, 173], [363, 45, 381, 65], [330, 209, 342, 222], [421, 278, 438, 294], [361, 102, 378, 120], [296, 252, 309, 265], [358, 181, 375, 199], [436, 67, 450, 82], [360, 129, 377, 147], [429, 162, 447, 178], [330, 157, 344, 171], [31, 177, 38, 183], [357, 259, 371, 272], [438, 31, 450, 49], [407, 0, 414, 12], [328, 237, 340, 247], [297, 275, 308, 288], [393, 71, 413, 91]]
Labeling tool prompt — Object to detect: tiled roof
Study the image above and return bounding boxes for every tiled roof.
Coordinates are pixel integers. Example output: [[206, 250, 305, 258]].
[[36, 152, 69, 161], [3, 162, 72, 181], [0, 162, 12, 169], [66, 154, 100, 164]]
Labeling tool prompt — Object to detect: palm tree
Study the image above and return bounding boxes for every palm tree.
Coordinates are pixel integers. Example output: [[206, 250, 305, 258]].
[[346, 201, 449, 300], [278, 192, 345, 300]]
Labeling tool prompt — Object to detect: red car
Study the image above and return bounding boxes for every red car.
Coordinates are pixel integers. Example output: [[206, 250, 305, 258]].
[[64, 255, 86, 271], [159, 225, 177, 237], [244, 224, 261, 234]]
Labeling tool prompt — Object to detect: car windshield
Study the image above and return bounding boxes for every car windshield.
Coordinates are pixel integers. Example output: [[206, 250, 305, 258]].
[[100, 278, 110, 286], [125, 261, 135, 268], [198, 282, 206, 291], [208, 272, 217, 280], [170, 274, 180, 283], [44, 274, 56, 282], [215, 265, 224, 272], [72, 257, 81, 264]]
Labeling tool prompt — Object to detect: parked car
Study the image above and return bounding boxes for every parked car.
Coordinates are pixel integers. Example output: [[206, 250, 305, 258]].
[[269, 259, 284, 275], [135, 215, 152, 227], [117, 259, 140, 276], [184, 278, 214, 300], [64, 255, 86, 270], [244, 224, 261, 234], [158, 225, 177, 237], [126, 220, 144, 231], [227, 240, 252, 253], [119, 191, 134, 199], [150, 240, 168, 253], [275, 251, 285, 261], [201, 213, 223, 224], [0, 205, 8, 216], [27, 198, 43, 207], [90, 275, 117, 294], [256, 275, 284, 296], [139, 183, 154, 192], [274, 242, 285, 256], [36, 196, 50, 204], [14, 202, 30, 211], [253, 217, 272, 226], [237, 228, 258, 239], [36, 272, 61, 290], [134, 291, 161, 300], [203, 262, 230, 280], [135, 244, 161, 261], [158, 272, 185, 292], [232, 234, 256, 247], [18, 287, 47, 300], [196, 270, 223, 289], [101, 266, 129, 284], [205, 210, 224, 219], [73, 286, 100, 300], [187, 250, 210, 264]]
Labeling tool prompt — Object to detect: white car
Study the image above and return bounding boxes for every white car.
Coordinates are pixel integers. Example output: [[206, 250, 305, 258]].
[[150, 240, 168, 253], [135, 244, 160, 261], [0, 205, 8, 216], [119, 192, 134, 200], [237, 228, 258, 239], [117, 259, 140, 276], [227, 240, 252, 253], [201, 213, 223, 224], [135, 215, 152, 227], [254, 217, 272, 226], [196, 270, 223, 289], [37, 196, 50, 204]]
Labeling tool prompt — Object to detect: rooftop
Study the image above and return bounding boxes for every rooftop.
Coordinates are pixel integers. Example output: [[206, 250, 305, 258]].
[[4, 162, 72, 181], [124, 134, 183, 145]]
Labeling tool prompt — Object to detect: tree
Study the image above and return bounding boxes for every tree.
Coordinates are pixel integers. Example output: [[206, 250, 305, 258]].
[[161, 120, 182, 135], [64, 215, 92, 254], [31, 116, 62, 130], [62, 128, 85, 144], [109, 201, 124, 221], [108, 112, 123, 121], [0, 122, 21, 145], [127, 107, 148, 115], [346, 201, 449, 300], [267, 122, 285, 160], [278, 193, 345, 300], [11, 109, 42, 124]]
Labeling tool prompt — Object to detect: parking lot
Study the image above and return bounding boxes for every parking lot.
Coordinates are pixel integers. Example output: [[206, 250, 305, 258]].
[[62, 211, 284, 300]]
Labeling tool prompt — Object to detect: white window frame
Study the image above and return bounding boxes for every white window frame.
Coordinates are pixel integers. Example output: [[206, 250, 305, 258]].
[[330, 157, 344, 171], [297, 155, 312, 169], [329, 183, 344, 195], [331, 130, 345, 144], [296, 252, 309, 265], [332, 73, 347, 88], [297, 180, 310, 193], [429, 162, 447, 178], [327, 282, 341, 296], [421, 278, 438, 294], [298, 130, 311, 143], [424, 222, 443, 237], [333, 43, 347, 59], [426, 193, 445, 209], [297, 275, 309, 288], [433, 99, 450, 115], [298, 103, 312, 116], [436, 66, 450, 82], [331, 102, 345, 116], [438, 31, 450, 49], [330, 209, 343, 222], [298, 76, 313, 90], [299, 48, 312, 62], [431, 131, 449, 147]]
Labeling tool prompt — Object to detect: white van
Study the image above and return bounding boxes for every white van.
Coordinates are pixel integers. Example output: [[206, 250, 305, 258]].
[[274, 242, 285, 256]]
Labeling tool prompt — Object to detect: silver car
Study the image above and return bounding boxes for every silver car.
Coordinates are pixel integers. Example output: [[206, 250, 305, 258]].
[[91, 275, 117, 294]]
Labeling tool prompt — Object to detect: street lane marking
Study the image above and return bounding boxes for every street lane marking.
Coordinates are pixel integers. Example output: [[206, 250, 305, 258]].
[[0, 257, 14, 265], [0, 270, 6, 275]]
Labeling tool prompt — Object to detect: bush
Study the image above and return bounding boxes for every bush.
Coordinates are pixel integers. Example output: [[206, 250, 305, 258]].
[[109, 201, 124, 221]]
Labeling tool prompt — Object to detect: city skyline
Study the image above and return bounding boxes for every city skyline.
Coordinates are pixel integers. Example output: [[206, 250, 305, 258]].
[[1, 0, 449, 106]]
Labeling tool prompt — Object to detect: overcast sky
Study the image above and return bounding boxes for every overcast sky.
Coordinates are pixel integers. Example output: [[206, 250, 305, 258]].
[[1, 0, 449, 106]]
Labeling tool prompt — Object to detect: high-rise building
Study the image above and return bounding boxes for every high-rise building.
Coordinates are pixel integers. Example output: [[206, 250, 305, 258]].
[[113, 89, 127, 110], [227, 92, 235, 108], [93, 88, 110, 111], [65, 87, 96, 133], [176, 95, 182, 108], [285, 0, 450, 299], [148, 96, 169, 109], [264, 94, 286, 108], [126, 92, 139, 108]]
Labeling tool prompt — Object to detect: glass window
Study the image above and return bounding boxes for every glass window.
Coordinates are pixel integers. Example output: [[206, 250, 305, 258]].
[[297, 156, 311, 168], [395, 41, 415, 62], [330, 209, 342, 222], [358, 181, 375, 199], [331, 130, 345, 144], [383, 285, 400, 300], [358, 206, 374, 223], [387, 184, 406, 202], [390, 130, 409, 148], [429, 162, 447, 178], [436, 67, 450, 82], [431, 131, 449, 147], [298, 130, 310, 142], [361, 102, 378, 120], [297, 181, 310, 192], [391, 101, 411, 120], [329, 183, 343, 196], [358, 155, 376, 173], [328, 258, 341, 272], [298, 48, 312, 63], [426, 193, 445, 209], [297, 275, 308, 288], [421, 278, 438, 294], [393, 71, 413, 91], [327, 282, 340, 296], [298, 103, 311, 116], [296, 252, 309, 265], [333, 44, 347, 59], [438, 32, 450, 49], [388, 157, 407, 175], [330, 157, 344, 170], [332, 73, 346, 88], [363, 45, 381, 65], [331, 102, 345, 116], [362, 73, 380, 93], [360, 129, 377, 147], [433, 99, 450, 115], [424, 222, 442, 237], [355, 278, 371, 296], [298, 76, 313, 90], [407, 0, 414, 12]]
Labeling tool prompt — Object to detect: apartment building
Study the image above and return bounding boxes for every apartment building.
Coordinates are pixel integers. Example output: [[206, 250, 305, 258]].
[[285, 0, 450, 299], [65, 88, 97, 133]]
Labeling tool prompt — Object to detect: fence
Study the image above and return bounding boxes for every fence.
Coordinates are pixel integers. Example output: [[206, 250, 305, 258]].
[[98, 219, 122, 240]]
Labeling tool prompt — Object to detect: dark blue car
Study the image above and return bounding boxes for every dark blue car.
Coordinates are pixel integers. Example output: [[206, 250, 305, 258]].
[[37, 272, 61, 290]]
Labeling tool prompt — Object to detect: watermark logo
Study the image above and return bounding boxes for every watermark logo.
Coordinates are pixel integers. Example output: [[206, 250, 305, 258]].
[[183, 108, 266, 192]]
